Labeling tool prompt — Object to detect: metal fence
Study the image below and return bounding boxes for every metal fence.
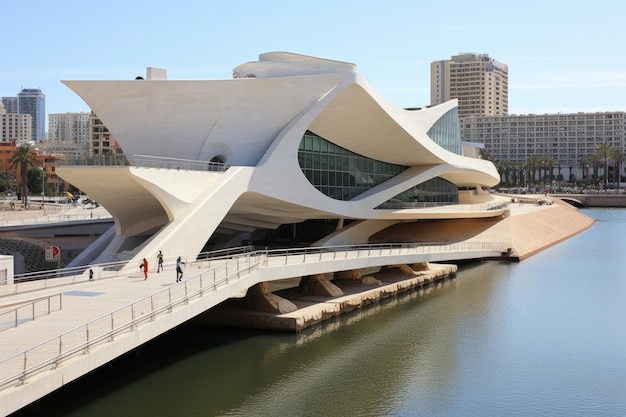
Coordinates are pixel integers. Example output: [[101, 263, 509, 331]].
[[0, 253, 260, 390], [0, 294, 63, 332], [0, 241, 505, 390], [58, 154, 229, 173]]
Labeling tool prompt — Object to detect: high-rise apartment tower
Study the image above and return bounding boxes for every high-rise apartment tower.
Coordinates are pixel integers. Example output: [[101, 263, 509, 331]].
[[431, 53, 508, 120], [17, 88, 46, 142]]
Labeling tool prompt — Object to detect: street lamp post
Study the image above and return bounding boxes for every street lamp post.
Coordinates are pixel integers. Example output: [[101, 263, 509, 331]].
[[40, 167, 45, 205]]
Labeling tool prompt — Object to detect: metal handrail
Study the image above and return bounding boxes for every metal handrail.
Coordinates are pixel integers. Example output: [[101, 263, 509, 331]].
[[0, 210, 112, 227], [0, 253, 261, 389], [130, 155, 229, 172], [57, 154, 229, 173], [11, 246, 257, 286], [263, 241, 505, 265], [0, 294, 63, 332], [0, 241, 505, 390]]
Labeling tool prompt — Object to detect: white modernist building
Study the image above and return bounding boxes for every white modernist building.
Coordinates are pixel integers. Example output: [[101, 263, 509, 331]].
[[58, 52, 502, 270]]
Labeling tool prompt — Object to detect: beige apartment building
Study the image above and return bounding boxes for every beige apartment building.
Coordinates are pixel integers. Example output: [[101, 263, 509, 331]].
[[460, 112, 626, 183], [431, 53, 508, 120], [90, 111, 124, 159], [48, 112, 90, 144], [0, 102, 32, 144]]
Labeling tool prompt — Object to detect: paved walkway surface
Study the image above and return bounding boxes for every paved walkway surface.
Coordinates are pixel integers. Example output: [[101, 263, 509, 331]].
[[0, 262, 190, 380]]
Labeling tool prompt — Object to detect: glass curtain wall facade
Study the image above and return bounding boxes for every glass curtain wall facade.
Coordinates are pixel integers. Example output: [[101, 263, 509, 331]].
[[298, 131, 458, 207], [18, 88, 46, 142], [376, 178, 459, 209], [299, 131, 407, 200], [427, 107, 463, 155]]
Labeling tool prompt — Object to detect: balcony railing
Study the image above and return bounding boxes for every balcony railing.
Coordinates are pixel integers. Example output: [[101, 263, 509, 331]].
[[58, 154, 229, 172]]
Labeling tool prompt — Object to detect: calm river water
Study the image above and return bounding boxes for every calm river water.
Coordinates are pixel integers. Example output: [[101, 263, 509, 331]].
[[11, 208, 626, 417]]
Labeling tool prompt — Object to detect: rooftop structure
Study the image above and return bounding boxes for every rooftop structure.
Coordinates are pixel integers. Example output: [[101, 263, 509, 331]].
[[58, 52, 500, 270]]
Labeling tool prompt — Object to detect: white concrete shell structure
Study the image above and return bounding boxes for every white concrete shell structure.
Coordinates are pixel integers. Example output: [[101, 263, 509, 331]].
[[58, 52, 501, 271]]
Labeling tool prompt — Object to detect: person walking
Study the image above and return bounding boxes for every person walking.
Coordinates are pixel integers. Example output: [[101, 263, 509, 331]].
[[176, 256, 186, 282], [141, 258, 149, 280], [157, 250, 164, 273]]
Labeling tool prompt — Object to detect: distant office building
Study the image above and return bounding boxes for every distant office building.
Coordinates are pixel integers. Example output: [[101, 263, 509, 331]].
[[1, 97, 18, 114], [0, 101, 32, 144], [17, 88, 46, 142], [460, 112, 626, 181], [27, 113, 92, 163], [48, 112, 90, 144], [431, 53, 508, 120]]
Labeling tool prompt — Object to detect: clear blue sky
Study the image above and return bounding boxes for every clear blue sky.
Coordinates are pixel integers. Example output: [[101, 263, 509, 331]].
[[1, 0, 624, 118]]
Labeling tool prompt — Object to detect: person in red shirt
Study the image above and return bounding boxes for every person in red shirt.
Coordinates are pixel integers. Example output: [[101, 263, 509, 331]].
[[141, 258, 149, 280]]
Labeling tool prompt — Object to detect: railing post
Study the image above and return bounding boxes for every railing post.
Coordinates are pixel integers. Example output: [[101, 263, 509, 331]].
[[22, 352, 27, 378], [85, 326, 90, 353]]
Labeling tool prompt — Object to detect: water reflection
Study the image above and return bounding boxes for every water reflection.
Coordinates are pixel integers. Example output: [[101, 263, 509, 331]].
[[11, 209, 626, 417]]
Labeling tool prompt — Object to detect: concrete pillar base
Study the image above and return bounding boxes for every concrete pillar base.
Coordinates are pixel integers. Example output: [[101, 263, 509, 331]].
[[336, 269, 361, 280], [387, 263, 430, 276], [410, 262, 430, 271], [299, 273, 344, 297], [244, 282, 297, 314]]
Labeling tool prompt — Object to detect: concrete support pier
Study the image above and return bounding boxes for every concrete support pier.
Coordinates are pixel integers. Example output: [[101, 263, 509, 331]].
[[200, 262, 457, 332]]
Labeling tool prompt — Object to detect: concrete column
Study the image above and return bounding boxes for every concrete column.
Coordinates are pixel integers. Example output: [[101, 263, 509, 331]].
[[244, 282, 297, 314], [298, 273, 344, 297]]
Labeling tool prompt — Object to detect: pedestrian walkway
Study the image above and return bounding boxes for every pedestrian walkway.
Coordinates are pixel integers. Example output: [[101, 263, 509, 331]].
[[0, 202, 111, 228]]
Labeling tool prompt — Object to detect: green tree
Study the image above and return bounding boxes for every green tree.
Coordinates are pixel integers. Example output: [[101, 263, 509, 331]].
[[500, 160, 512, 188], [27, 167, 44, 196], [595, 142, 612, 187], [579, 157, 591, 184], [545, 157, 556, 185], [0, 168, 15, 193], [9, 144, 39, 208], [589, 153, 602, 186], [608, 147, 625, 188], [526, 154, 543, 186]]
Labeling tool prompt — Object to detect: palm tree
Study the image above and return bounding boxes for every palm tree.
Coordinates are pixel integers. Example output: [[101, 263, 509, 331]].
[[595, 142, 612, 188], [589, 153, 602, 187], [545, 157, 556, 186], [499, 160, 512, 188], [526, 154, 543, 187], [9, 144, 38, 209], [579, 157, 591, 184], [608, 147, 626, 190]]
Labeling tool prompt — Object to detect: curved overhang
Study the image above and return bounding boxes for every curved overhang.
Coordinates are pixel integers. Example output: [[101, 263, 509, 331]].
[[307, 82, 497, 188], [62, 72, 355, 167], [309, 84, 444, 166]]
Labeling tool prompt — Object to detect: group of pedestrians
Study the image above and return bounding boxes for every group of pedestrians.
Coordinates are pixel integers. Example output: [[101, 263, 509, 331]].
[[140, 250, 185, 283]]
